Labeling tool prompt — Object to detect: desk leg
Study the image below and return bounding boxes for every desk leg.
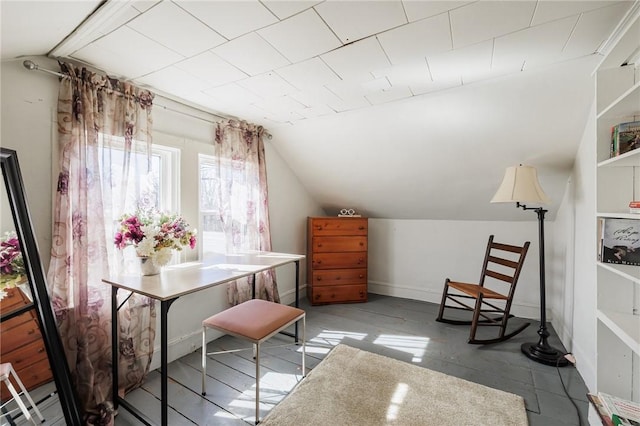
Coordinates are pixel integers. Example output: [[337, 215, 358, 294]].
[[112, 287, 119, 410], [160, 299, 176, 426], [251, 273, 256, 299], [295, 260, 300, 342]]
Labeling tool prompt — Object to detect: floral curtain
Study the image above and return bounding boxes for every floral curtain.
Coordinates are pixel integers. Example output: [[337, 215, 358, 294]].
[[214, 119, 278, 305], [47, 61, 156, 425]]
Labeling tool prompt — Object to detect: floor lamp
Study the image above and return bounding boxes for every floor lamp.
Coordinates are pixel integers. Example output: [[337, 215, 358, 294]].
[[491, 165, 569, 367]]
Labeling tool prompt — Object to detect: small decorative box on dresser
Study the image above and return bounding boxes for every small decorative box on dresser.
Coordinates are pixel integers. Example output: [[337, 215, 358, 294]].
[[0, 287, 53, 400], [307, 216, 368, 305]]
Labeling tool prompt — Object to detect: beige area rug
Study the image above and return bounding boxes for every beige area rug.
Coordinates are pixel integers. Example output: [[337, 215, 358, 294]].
[[261, 344, 528, 426]]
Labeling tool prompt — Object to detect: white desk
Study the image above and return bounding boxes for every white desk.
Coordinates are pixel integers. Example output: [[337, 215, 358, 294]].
[[104, 251, 305, 426]]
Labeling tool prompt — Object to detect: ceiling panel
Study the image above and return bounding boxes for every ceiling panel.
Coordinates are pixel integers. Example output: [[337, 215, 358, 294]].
[[372, 62, 432, 87], [174, 0, 277, 40], [365, 85, 413, 105], [275, 58, 341, 89], [314, 0, 407, 44], [403, 1, 472, 22], [362, 77, 391, 92], [288, 86, 343, 107], [71, 25, 183, 78], [427, 40, 493, 82], [135, 65, 210, 96], [320, 37, 391, 80], [131, 1, 160, 13], [409, 75, 461, 96], [298, 104, 336, 119], [561, 2, 632, 59], [493, 16, 577, 72], [450, 1, 537, 48], [213, 32, 290, 76], [128, 1, 226, 57], [203, 83, 263, 106], [326, 96, 372, 112], [326, 79, 372, 100], [257, 9, 341, 63], [532, 1, 620, 26], [236, 72, 298, 98], [377, 12, 452, 65], [0, 0, 102, 60], [174, 51, 247, 87], [262, 0, 322, 20]]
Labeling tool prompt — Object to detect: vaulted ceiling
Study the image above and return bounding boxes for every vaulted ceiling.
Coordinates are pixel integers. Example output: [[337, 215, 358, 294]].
[[1, 1, 637, 220]]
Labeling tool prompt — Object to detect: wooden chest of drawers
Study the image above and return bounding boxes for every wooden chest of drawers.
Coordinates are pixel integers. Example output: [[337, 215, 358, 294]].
[[307, 217, 368, 305], [0, 287, 53, 400]]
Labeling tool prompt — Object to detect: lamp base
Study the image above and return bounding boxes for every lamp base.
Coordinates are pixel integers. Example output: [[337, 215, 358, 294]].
[[521, 342, 569, 367]]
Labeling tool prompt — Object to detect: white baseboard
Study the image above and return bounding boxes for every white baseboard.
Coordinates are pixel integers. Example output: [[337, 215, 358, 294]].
[[368, 280, 540, 320]]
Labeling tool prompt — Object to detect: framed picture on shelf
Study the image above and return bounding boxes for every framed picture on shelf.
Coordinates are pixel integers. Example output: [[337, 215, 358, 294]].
[[600, 218, 640, 266]]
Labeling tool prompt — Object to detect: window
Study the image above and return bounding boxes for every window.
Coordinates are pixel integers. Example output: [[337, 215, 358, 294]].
[[199, 154, 226, 256], [99, 136, 179, 266]]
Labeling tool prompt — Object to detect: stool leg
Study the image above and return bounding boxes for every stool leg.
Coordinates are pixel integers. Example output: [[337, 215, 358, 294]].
[[201, 326, 207, 396], [4, 378, 34, 424], [302, 316, 306, 377], [255, 342, 260, 425], [11, 365, 44, 423]]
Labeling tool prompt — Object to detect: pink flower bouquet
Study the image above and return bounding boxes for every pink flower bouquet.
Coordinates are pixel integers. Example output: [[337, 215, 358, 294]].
[[114, 210, 197, 266], [0, 231, 26, 296]]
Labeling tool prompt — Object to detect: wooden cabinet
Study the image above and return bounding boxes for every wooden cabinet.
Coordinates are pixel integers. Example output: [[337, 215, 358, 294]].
[[0, 287, 53, 400], [307, 217, 368, 305], [594, 8, 640, 405]]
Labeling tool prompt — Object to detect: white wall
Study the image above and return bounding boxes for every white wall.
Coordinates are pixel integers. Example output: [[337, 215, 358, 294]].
[[553, 105, 597, 392], [368, 218, 552, 320], [1, 57, 59, 261]]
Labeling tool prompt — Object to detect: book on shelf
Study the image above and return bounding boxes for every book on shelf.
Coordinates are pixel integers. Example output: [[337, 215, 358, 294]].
[[598, 392, 640, 426], [599, 218, 640, 266], [611, 120, 640, 157], [589, 394, 615, 426]]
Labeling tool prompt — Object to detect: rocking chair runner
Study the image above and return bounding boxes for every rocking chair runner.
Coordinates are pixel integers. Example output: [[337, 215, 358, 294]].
[[436, 235, 531, 344]]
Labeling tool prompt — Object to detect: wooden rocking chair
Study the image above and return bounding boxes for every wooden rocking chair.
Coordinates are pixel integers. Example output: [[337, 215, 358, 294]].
[[436, 235, 531, 344]]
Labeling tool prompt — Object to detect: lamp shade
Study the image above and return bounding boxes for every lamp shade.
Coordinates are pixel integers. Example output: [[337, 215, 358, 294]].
[[491, 165, 551, 204]]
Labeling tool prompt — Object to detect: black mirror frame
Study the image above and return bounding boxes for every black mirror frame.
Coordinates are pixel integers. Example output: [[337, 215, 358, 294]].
[[1, 148, 83, 425]]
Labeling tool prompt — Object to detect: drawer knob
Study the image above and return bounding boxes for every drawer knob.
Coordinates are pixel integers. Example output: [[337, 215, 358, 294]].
[[315, 294, 320, 300], [358, 226, 364, 230], [359, 274, 364, 278], [336, 276, 341, 280], [317, 277, 322, 281]]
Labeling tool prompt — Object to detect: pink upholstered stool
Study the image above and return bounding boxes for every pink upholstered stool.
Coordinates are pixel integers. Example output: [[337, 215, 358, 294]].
[[201, 299, 306, 424], [0, 362, 44, 425]]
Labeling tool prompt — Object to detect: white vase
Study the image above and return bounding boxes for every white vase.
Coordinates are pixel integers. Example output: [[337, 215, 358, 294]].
[[139, 256, 161, 276]]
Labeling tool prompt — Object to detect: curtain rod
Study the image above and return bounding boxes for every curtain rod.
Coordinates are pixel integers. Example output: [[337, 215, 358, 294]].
[[22, 60, 272, 140]]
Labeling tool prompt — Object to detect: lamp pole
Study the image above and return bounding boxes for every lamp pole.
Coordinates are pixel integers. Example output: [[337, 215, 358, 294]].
[[517, 203, 569, 367]]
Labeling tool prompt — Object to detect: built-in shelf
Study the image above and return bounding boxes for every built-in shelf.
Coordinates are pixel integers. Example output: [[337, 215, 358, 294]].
[[597, 309, 640, 356], [596, 81, 640, 121], [597, 148, 640, 168], [597, 262, 640, 285], [594, 5, 640, 404], [597, 212, 640, 219]]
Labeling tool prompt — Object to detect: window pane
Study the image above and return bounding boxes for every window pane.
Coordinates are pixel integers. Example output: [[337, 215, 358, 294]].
[[199, 156, 226, 254]]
